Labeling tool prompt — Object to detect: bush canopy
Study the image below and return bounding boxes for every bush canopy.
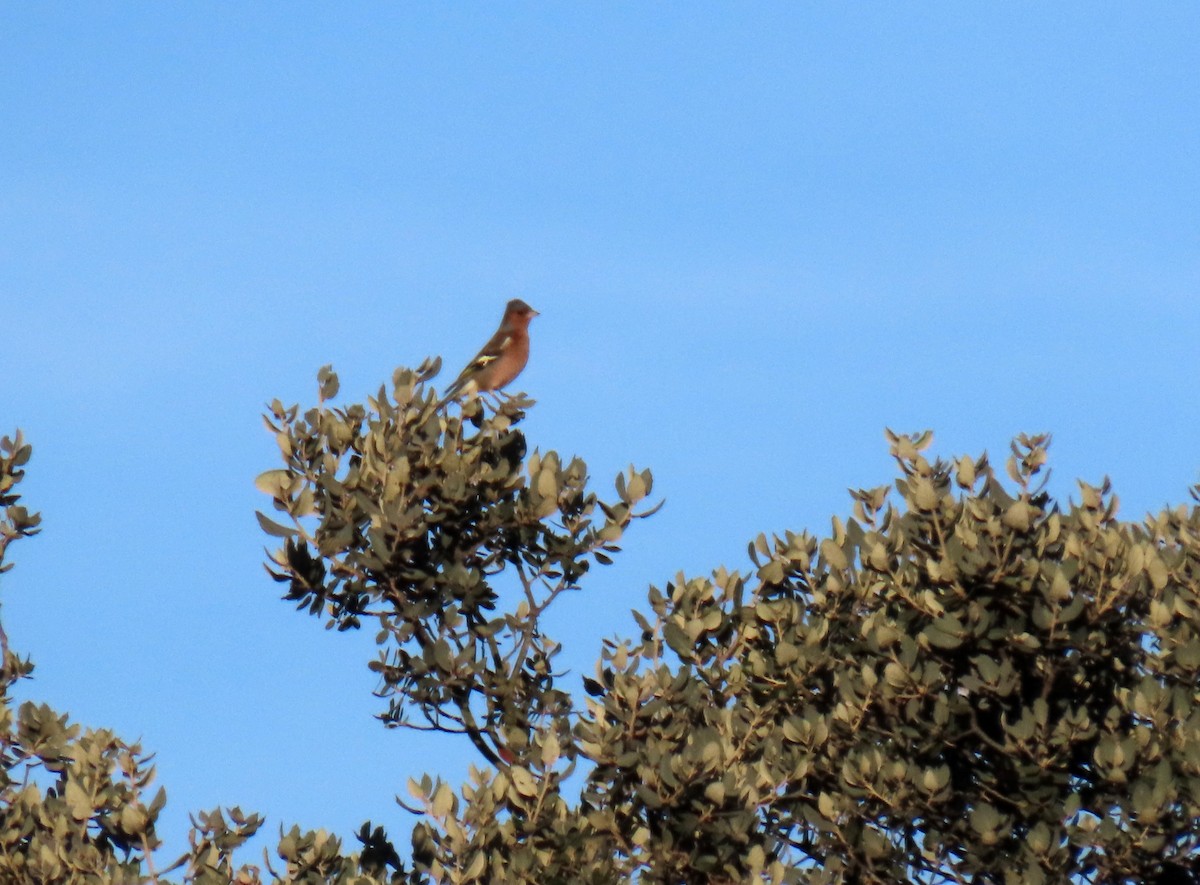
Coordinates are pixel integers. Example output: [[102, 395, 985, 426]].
[[2, 365, 1198, 883]]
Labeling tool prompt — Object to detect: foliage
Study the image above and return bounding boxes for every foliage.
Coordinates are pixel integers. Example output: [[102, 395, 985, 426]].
[[257, 361, 654, 773], [0, 431, 406, 884], [4, 364, 1200, 883], [574, 431, 1200, 884]]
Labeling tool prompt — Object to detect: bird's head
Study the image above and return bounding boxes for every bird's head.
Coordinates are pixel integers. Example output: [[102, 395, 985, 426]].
[[504, 299, 539, 328]]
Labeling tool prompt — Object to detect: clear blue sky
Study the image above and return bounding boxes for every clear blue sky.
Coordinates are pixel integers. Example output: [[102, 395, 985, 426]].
[[3, 2, 1198, 859]]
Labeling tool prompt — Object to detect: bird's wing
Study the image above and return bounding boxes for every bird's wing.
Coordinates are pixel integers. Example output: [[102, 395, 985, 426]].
[[446, 334, 511, 395]]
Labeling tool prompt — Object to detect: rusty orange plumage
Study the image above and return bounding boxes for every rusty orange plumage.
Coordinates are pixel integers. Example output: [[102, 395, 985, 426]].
[[443, 299, 539, 401]]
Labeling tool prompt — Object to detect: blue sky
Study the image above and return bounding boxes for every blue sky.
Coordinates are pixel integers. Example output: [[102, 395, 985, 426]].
[[2, 2, 1198, 858]]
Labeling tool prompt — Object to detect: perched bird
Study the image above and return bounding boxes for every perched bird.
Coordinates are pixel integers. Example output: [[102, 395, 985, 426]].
[[442, 299, 539, 403]]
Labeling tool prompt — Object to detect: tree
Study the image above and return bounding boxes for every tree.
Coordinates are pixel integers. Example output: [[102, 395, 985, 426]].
[[2, 364, 1199, 883]]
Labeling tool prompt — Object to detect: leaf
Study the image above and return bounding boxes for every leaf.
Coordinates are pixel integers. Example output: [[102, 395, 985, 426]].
[[924, 615, 965, 650], [922, 765, 950, 792], [912, 477, 938, 510], [431, 782, 455, 818], [1006, 712, 1035, 742], [1147, 555, 1169, 591], [955, 455, 976, 488], [1028, 822, 1051, 854], [433, 640, 454, 672], [254, 469, 292, 498], [820, 538, 848, 571], [1050, 569, 1071, 601], [463, 852, 487, 880], [119, 803, 149, 835], [663, 620, 692, 657], [775, 642, 800, 665], [541, 732, 561, 769], [255, 511, 297, 538], [747, 844, 766, 872], [624, 469, 646, 504], [1149, 600, 1172, 628], [969, 802, 1000, 838], [510, 766, 538, 798], [537, 466, 558, 499], [1002, 500, 1032, 531], [317, 365, 340, 401], [757, 559, 784, 584], [64, 779, 92, 821], [1176, 640, 1200, 669]]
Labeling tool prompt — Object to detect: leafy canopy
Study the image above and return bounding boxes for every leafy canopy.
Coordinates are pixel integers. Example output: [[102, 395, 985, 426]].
[[2, 365, 1199, 884]]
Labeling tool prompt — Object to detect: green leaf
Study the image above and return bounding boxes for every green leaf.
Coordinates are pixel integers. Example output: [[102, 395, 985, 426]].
[[969, 802, 1000, 838], [254, 469, 292, 498], [625, 469, 646, 503], [510, 766, 538, 798], [924, 615, 965, 650], [1147, 555, 1169, 590], [1002, 500, 1032, 531], [820, 538, 848, 571], [431, 782, 455, 817], [912, 477, 938, 510], [955, 455, 976, 488], [317, 365, 340, 401], [119, 803, 149, 835], [64, 779, 91, 821], [663, 620, 692, 657], [463, 852, 487, 880], [775, 641, 800, 665], [255, 511, 297, 538]]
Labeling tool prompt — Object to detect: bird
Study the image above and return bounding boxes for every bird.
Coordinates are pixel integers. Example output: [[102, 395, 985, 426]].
[[441, 299, 539, 404]]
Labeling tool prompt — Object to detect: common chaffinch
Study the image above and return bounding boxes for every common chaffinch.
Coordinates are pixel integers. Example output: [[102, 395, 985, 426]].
[[442, 299, 539, 401]]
